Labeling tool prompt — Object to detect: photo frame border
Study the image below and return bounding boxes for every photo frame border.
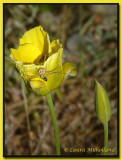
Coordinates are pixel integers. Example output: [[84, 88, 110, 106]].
[[1, 2, 120, 159]]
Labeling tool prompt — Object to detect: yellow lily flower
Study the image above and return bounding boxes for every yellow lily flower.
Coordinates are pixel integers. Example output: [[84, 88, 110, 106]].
[[10, 26, 77, 96]]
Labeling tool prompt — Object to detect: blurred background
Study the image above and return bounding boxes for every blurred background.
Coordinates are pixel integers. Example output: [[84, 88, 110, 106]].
[[5, 4, 118, 156]]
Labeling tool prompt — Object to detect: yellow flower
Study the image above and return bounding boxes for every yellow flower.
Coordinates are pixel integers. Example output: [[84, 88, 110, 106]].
[[10, 26, 77, 96]]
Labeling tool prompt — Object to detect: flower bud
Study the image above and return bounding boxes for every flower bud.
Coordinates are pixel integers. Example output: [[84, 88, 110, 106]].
[[95, 80, 111, 124]]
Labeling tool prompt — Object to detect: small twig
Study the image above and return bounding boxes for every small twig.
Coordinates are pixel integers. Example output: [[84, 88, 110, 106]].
[[61, 5, 67, 48], [21, 81, 32, 154], [80, 16, 94, 37], [55, 88, 63, 101]]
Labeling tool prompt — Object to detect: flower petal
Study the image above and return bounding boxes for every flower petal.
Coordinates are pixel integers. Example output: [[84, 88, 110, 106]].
[[50, 40, 62, 56], [62, 62, 77, 77], [43, 48, 64, 92], [44, 48, 63, 72], [42, 32, 52, 61], [30, 78, 49, 96], [20, 26, 51, 57], [46, 70, 64, 92], [10, 44, 41, 64]]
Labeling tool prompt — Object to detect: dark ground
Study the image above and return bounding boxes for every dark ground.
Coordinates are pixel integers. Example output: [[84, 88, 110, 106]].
[[5, 4, 118, 156]]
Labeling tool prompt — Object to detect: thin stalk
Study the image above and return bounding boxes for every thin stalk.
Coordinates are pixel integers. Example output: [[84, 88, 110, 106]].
[[103, 122, 108, 155], [55, 88, 63, 101], [22, 81, 32, 154], [46, 93, 60, 155]]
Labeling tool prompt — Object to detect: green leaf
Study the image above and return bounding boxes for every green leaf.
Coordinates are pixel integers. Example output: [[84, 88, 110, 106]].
[[95, 80, 111, 124]]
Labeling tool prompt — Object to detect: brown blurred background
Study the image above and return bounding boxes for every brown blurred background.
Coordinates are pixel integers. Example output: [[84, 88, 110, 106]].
[[5, 4, 118, 156]]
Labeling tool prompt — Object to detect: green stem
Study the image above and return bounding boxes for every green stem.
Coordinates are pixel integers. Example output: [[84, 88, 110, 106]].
[[46, 93, 60, 155], [103, 122, 108, 155]]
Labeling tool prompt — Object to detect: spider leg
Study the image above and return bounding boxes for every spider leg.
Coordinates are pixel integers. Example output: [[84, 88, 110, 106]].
[[45, 72, 67, 76], [46, 64, 62, 74]]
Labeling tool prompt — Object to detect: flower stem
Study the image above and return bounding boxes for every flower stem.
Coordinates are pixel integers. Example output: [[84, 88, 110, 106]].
[[103, 122, 108, 155], [46, 93, 60, 155]]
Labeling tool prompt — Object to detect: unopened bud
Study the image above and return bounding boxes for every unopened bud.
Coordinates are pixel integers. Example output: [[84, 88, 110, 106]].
[[95, 80, 111, 124]]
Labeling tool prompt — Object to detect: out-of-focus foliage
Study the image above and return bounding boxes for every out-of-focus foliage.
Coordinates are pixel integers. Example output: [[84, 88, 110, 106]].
[[5, 4, 118, 155]]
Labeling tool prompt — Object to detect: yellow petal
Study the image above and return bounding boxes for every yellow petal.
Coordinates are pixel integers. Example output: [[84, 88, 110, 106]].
[[10, 44, 41, 64], [30, 78, 49, 96], [45, 33, 52, 53], [44, 48, 63, 71], [20, 26, 44, 52], [63, 62, 77, 77], [20, 26, 51, 57], [44, 48, 63, 72], [46, 71, 64, 93], [42, 32, 52, 61], [45, 48, 64, 92], [50, 40, 62, 56]]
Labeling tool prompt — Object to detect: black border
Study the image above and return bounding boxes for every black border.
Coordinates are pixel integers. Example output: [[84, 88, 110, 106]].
[[3, 3, 120, 158]]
